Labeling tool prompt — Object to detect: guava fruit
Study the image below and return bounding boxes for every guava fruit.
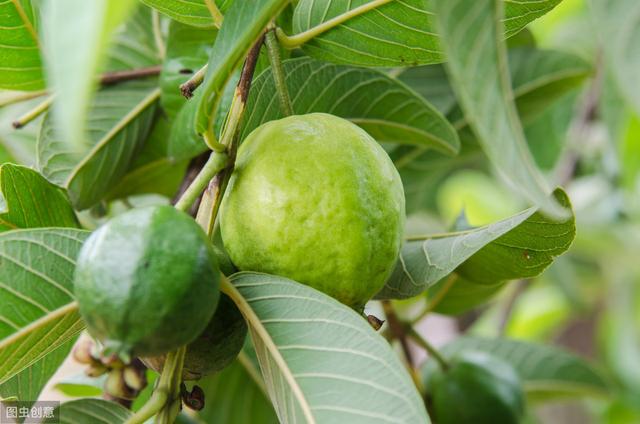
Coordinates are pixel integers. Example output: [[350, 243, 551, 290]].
[[425, 351, 525, 424], [74, 205, 220, 360], [143, 294, 247, 380], [220, 113, 405, 309]]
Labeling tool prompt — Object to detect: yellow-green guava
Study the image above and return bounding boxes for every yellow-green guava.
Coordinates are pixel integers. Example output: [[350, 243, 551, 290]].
[[220, 113, 405, 309]]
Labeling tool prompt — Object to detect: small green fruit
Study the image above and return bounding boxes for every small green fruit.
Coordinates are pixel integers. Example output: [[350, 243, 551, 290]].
[[425, 351, 525, 424], [143, 294, 247, 380], [74, 205, 220, 360], [220, 113, 405, 309]]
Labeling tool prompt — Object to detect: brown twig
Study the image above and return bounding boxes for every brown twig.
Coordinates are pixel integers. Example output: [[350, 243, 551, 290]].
[[99, 65, 163, 85], [381, 300, 413, 367]]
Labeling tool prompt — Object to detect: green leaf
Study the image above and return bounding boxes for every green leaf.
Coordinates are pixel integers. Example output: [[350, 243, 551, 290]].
[[0, 338, 76, 402], [229, 272, 430, 424], [290, 0, 561, 67], [198, 359, 279, 424], [243, 57, 459, 153], [508, 48, 591, 125], [432, 0, 564, 217], [42, 0, 138, 149], [0, 228, 89, 384], [196, 0, 289, 135], [0, 164, 78, 232], [140, 0, 232, 28], [0, 0, 44, 90], [106, 116, 189, 200], [377, 190, 575, 301], [590, 0, 640, 116], [38, 81, 159, 210], [396, 65, 457, 115], [45, 399, 132, 424], [422, 336, 610, 399], [54, 373, 105, 398], [161, 21, 217, 119], [105, 5, 161, 72]]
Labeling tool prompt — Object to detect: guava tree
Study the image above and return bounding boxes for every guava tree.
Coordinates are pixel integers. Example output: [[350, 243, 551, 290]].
[[0, 0, 634, 423]]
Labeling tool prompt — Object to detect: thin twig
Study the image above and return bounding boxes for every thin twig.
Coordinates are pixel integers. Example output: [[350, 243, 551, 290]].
[[12, 95, 54, 129], [406, 327, 450, 371], [180, 64, 208, 99], [410, 274, 459, 325], [100, 65, 163, 85], [381, 300, 413, 366]]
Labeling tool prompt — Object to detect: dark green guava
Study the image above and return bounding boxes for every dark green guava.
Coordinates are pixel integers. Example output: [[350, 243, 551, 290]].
[[425, 351, 525, 424], [74, 205, 220, 360], [143, 294, 247, 380], [220, 113, 405, 309]]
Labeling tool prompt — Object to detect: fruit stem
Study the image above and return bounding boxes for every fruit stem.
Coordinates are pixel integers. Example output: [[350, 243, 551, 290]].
[[275, 0, 394, 48], [123, 346, 186, 424], [174, 151, 229, 213], [410, 274, 459, 325], [265, 25, 293, 116], [406, 327, 450, 371], [11, 95, 54, 129]]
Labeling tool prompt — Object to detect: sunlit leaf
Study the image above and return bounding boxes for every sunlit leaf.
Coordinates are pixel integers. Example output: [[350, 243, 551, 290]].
[[0, 164, 78, 232], [0, 228, 88, 384], [0, 0, 44, 90]]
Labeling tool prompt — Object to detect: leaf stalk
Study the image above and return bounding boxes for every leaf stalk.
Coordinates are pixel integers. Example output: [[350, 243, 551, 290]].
[[265, 27, 293, 116]]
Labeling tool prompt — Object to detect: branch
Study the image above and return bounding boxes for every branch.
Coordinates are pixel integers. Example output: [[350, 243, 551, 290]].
[[100, 65, 163, 85], [12, 95, 54, 129], [180, 64, 208, 99]]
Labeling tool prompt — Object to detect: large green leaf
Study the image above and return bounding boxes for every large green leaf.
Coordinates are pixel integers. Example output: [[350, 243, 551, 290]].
[[590, 0, 640, 116], [0, 0, 43, 90], [196, 0, 289, 135], [0, 228, 89, 384], [198, 359, 279, 424], [229, 272, 429, 424], [161, 21, 217, 119], [0, 164, 78, 232], [432, 0, 563, 217], [422, 336, 610, 399], [140, 0, 233, 28], [377, 190, 575, 300], [290, 0, 561, 67], [38, 81, 159, 210], [45, 399, 132, 423], [42, 0, 137, 149], [0, 338, 76, 402], [243, 57, 459, 153]]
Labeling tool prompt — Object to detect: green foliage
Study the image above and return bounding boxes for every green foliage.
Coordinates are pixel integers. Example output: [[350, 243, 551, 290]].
[[0, 1, 632, 422], [0, 0, 43, 91], [0, 229, 88, 383], [244, 58, 459, 153], [44, 399, 132, 423], [38, 81, 158, 210], [378, 190, 575, 306], [290, 0, 562, 67], [423, 337, 610, 399], [230, 272, 430, 423], [432, 0, 563, 217], [0, 164, 78, 231]]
